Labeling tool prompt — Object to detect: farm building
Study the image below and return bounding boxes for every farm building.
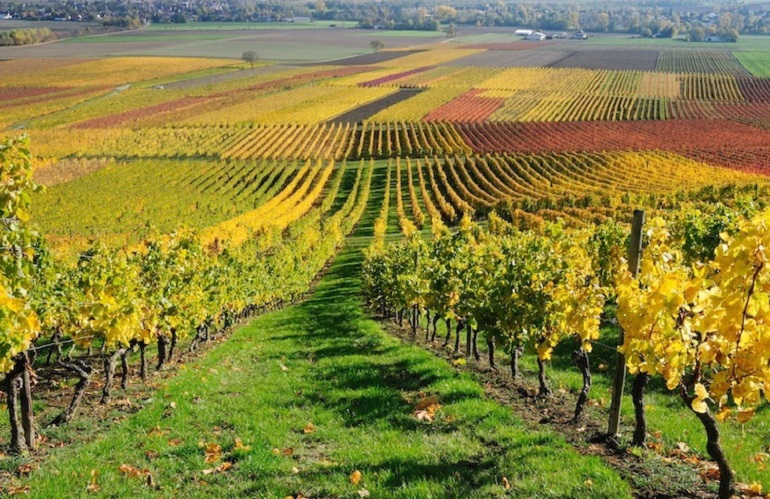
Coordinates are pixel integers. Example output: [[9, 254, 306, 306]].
[[514, 29, 534, 36], [526, 32, 547, 41]]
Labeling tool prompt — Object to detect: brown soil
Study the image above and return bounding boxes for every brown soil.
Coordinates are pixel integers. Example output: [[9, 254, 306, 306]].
[[329, 88, 425, 124], [325, 50, 424, 66], [549, 49, 660, 71]]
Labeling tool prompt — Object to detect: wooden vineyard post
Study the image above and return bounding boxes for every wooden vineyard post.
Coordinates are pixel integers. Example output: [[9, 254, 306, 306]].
[[607, 209, 645, 438]]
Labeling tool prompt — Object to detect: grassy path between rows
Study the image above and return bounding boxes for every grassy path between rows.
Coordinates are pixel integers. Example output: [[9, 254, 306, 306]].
[[18, 187, 632, 498]]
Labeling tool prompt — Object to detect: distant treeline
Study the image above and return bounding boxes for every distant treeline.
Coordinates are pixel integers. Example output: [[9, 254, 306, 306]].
[[0, 27, 56, 46], [0, 0, 767, 35]]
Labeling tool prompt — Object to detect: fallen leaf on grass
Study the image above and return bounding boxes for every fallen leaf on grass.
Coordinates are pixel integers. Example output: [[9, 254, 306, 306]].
[[358, 489, 370, 497], [584, 480, 593, 487], [203, 443, 222, 463], [282, 448, 294, 456], [145, 450, 159, 460], [291, 467, 300, 474], [303, 423, 315, 434], [452, 358, 466, 367], [202, 462, 233, 475], [749, 453, 768, 472], [234, 438, 251, 451], [272, 448, 281, 455], [676, 442, 690, 453], [414, 410, 436, 422], [698, 463, 720, 482], [350, 470, 362, 485], [413, 395, 442, 422], [147, 426, 168, 437], [118, 464, 151, 479], [736, 482, 764, 497], [86, 469, 100, 493], [646, 442, 663, 453], [16, 464, 34, 476], [7, 485, 30, 495], [279, 363, 289, 372], [168, 438, 182, 447], [502, 476, 511, 490]]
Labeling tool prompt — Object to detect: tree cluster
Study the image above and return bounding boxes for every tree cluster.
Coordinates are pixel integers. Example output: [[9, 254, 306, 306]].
[[0, 27, 56, 46]]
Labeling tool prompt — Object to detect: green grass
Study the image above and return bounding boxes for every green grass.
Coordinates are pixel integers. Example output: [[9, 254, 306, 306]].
[[517, 323, 770, 487], [16, 164, 631, 498], [62, 34, 235, 43], [448, 32, 520, 44], [353, 30, 444, 39], [419, 301, 770, 488], [137, 40, 370, 63], [734, 51, 770, 76], [145, 21, 360, 31]]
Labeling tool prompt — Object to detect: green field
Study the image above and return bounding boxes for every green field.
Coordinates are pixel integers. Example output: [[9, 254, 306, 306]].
[[146, 20, 360, 30]]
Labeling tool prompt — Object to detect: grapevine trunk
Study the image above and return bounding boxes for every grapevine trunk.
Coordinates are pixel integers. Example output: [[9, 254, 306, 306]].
[[47, 360, 92, 427], [632, 373, 650, 446], [572, 349, 591, 421]]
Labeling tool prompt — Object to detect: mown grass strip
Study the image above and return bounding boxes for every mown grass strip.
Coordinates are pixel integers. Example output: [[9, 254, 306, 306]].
[[17, 167, 630, 497]]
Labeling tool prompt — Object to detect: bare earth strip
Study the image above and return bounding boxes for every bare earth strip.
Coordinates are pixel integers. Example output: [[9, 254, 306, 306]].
[[329, 88, 425, 124], [550, 49, 659, 71], [324, 50, 425, 66], [447, 49, 572, 68], [160, 64, 296, 90]]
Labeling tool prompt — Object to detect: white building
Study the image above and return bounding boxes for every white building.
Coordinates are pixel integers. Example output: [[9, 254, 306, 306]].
[[514, 29, 533, 36], [526, 32, 546, 41]]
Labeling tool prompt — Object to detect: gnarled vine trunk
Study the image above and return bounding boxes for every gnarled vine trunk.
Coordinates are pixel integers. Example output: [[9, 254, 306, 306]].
[[101, 348, 126, 404], [454, 320, 464, 354], [443, 318, 452, 347], [168, 328, 178, 363], [47, 360, 92, 427], [632, 373, 650, 446], [139, 342, 148, 380], [465, 323, 472, 357], [3, 356, 27, 454], [510, 344, 523, 379], [120, 348, 130, 390], [537, 357, 551, 397], [681, 389, 733, 499], [156, 334, 169, 371], [20, 352, 35, 451], [572, 349, 591, 421], [487, 336, 496, 369]]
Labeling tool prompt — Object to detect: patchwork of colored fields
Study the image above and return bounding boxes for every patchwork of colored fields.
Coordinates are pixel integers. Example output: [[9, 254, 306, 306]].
[[1, 27, 770, 496], [0, 41, 768, 244]]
